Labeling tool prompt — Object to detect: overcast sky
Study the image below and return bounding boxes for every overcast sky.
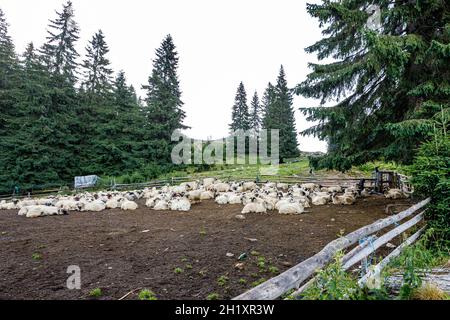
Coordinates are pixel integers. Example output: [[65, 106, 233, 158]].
[[1, 0, 327, 152]]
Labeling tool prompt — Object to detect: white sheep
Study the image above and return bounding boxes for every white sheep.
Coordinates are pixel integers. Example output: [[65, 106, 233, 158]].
[[385, 189, 407, 199], [332, 194, 356, 205], [242, 181, 257, 192], [170, 197, 191, 211], [203, 178, 216, 188], [311, 194, 330, 206], [200, 191, 214, 200], [121, 200, 138, 211], [212, 183, 231, 193], [241, 201, 267, 214], [187, 190, 202, 203], [301, 183, 318, 191], [278, 202, 304, 214], [106, 197, 123, 209], [83, 200, 106, 212], [215, 194, 229, 205], [153, 199, 170, 211], [228, 193, 243, 204]]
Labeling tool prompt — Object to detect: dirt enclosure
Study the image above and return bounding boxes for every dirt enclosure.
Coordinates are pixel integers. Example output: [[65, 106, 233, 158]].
[[0, 196, 414, 300]]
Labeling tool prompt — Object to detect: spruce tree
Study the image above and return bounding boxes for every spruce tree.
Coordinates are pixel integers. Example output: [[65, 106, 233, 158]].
[[37, 0, 81, 182], [263, 67, 299, 160], [261, 82, 276, 130], [0, 8, 20, 192], [82, 30, 113, 97], [297, 1, 450, 171], [142, 35, 187, 164], [41, 0, 80, 84], [249, 91, 262, 133], [229, 82, 250, 133]]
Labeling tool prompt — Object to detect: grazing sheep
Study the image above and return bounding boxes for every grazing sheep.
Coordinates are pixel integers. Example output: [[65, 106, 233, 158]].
[[278, 202, 304, 214], [121, 200, 138, 211], [241, 201, 267, 214]]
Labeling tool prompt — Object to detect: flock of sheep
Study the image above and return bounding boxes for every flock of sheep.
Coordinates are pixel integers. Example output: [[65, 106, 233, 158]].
[[0, 178, 409, 218]]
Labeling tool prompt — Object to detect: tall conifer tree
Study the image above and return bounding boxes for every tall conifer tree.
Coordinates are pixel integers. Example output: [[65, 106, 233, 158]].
[[229, 82, 250, 133], [143, 35, 187, 163], [297, 1, 450, 170]]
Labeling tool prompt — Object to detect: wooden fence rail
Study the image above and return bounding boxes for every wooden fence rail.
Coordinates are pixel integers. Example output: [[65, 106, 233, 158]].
[[233, 198, 431, 300]]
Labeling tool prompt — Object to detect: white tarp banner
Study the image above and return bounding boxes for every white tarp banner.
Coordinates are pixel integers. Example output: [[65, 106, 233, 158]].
[[74, 175, 99, 189]]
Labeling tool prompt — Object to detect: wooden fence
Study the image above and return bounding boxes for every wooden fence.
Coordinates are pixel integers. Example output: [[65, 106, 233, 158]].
[[233, 198, 431, 300]]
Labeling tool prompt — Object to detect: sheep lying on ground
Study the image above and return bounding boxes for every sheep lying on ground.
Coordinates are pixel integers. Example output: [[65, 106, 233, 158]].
[[169, 197, 191, 211], [215, 194, 229, 205], [241, 201, 267, 214], [200, 191, 214, 200], [19, 205, 67, 218], [153, 199, 170, 211], [332, 193, 356, 205], [121, 200, 138, 211], [83, 200, 106, 212], [278, 202, 304, 214], [385, 189, 408, 199]]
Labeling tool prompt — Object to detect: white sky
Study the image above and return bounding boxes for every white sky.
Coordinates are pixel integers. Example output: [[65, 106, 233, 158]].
[[1, 0, 327, 152]]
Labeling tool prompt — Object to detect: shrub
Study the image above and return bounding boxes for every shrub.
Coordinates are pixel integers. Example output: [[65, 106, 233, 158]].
[[410, 115, 450, 246], [301, 252, 362, 300]]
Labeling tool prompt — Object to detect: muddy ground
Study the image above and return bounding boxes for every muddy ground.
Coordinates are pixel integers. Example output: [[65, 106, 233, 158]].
[[0, 196, 415, 300]]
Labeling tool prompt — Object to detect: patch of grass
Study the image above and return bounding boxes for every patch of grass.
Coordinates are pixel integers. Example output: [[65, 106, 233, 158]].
[[206, 293, 220, 300], [412, 283, 449, 300], [257, 256, 266, 270], [217, 275, 229, 286], [89, 288, 102, 298], [32, 253, 42, 260], [268, 266, 279, 274], [185, 264, 193, 270], [251, 278, 267, 288], [174, 267, 184, 274], [239, 278, 247, 285], [250, 250, 260, 256], [250, 273, 259, 278], [181, 257, 188, 262], [138, 289, 157, 301]]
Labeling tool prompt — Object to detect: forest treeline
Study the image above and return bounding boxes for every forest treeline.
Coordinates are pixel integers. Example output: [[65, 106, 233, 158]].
[[0, 2, 188, 193]]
